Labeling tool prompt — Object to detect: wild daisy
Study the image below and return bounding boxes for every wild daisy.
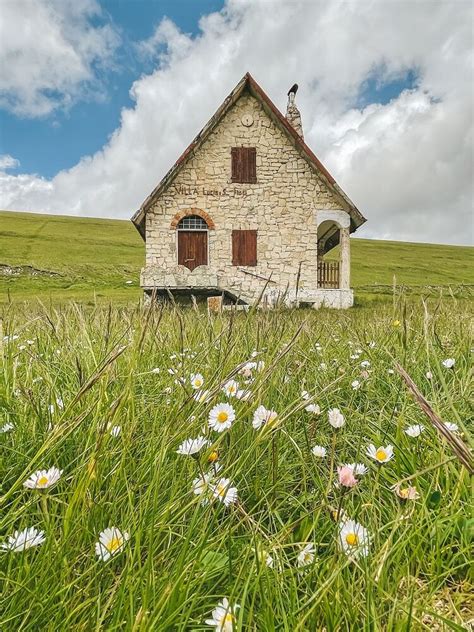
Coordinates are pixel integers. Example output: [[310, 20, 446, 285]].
[[252, 405, 278, 430], [209, 403, 235, 432], [190, 373, 205, 389], [177, 436, 210, 456], [442, 358, 455, 369], [311, 445, 327, 458], [192, 472, 213, 498], [393, 484, 420, 500], [328, 408, 345, 429], [23, 467, 63, 489], [205, 598, 239, 631], [351, 380, 361, 390], [297, 543, 315, 567], [344, 463, 369, 476], [444, 422, 459, 433], [337, 465, 358, 488], [222, 380, 239, 398], [360, 360, 371, 369], [211, 478, 238, 506], [1, 527, 45, 552], [95, 527, 129, 561], [425, 371, 433, 379], [404, 424, 424, 438], [305, 403, 321, 414], [151, 367, 161, 374], [339, 519, 370, 559], [0, 422, 14, 433], [366, 444, 394, 463]]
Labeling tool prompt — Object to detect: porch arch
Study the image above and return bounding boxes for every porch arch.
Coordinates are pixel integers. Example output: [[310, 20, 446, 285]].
[[170, 208, 215, 230], [315, 210, 351, 290]]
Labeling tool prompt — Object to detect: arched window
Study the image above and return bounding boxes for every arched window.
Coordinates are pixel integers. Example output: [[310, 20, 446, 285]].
[[177, 215, 209, 270], [177, 215, 208, 230]]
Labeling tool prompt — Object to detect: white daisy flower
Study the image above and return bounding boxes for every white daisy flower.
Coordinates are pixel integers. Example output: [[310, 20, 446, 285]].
[[177, 436, 210, 456], [339, 519, 370, 559], [425, 371, 433, 380], [211, 478, 238, 506], [344, 463, 368, 476], [444, 422, 459, 433], [328, 408, 345, 429], [360, 360, 371, 369], [442, 358, 455, 369], [351, 380, 361, 390], [1, 526, 45, 552], [305, 403, 321, 415], [192, 472, 213, 497], [208, 403, 235, 432], [366, 444, 394, 463], [297, 543, 315, 567], [0, 422, 14, 433], [190, 373, 204, 389], [319, 362, 328, 370], [252, 405, 278, 430], [205, 598, 239, 631], [404, 424, 425, 438], [350, 354, 360, 360], [311, 445, 327, 458], [23, 467, 63, 489], [222, 380, 239, 398], [369, 341, 376, 348], [95, 527, 129, 561], [387, 369, 395, 375], [301, 390, 310, 400], [151, 367, 161, 374]]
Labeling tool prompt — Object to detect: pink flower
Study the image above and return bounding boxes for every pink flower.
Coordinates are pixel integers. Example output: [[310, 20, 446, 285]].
[[337, 466, 358, 488]]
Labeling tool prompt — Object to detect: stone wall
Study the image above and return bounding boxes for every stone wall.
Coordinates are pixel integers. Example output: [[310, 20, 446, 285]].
[[145, 91, 351, 303]]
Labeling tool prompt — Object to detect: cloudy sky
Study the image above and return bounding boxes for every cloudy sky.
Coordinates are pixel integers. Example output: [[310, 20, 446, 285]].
[[0, 0, 472, 245]]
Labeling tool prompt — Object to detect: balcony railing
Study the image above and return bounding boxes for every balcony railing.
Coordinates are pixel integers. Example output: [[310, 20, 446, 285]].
[[317, 261, 340, 289]]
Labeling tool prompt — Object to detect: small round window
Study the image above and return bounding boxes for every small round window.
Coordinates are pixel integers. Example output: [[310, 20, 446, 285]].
[[177, 215, 208, 230]]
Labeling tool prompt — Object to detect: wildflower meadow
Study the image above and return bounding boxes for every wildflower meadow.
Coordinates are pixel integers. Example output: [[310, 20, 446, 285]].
[[0, 298, 472, 630]]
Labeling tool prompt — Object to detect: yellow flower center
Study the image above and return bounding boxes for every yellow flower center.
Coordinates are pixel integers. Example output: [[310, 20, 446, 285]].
[[107, 536, 122, 553], [220, 613, 235, 625], [398, 488, 409, 499], [375, 449, 387, 461], [37, 476, 49, 486], [208, 450, 219, 463], [393, 320, 401, 327], [345, 533, 359, 546], [216, 484, 226, 497], [194, 379, 202, 387], [217, 411, 229, 423], [304, 552, 312, 562]]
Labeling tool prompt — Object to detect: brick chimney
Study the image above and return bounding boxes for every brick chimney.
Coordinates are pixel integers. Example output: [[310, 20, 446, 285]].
[[286, 83, 303, 139]]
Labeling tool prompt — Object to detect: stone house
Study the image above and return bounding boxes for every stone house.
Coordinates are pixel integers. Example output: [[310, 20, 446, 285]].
[[131, 72, 366, 308]]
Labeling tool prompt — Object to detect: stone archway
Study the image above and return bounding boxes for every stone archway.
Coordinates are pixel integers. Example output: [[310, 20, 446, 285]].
[[316, 210, 351, 289], [170, 208, 215, 230]]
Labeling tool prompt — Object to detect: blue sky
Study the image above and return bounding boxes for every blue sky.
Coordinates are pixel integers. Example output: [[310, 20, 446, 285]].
[[0, 0, 225, 178]]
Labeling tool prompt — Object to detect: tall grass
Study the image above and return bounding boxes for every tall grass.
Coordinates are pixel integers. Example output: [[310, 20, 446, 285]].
[[0, 299, 472, 630]]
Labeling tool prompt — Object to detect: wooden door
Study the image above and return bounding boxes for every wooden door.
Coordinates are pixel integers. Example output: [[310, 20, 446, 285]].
[[178, 231, 208, 270]]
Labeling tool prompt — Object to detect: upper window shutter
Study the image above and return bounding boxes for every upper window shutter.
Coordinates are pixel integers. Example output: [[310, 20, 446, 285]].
[[232, 230, 257, 266], [231, 147, 256, 183]]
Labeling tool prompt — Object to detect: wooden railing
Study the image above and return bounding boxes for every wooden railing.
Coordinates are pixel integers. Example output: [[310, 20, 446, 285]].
[[317, 261, 340, 289]]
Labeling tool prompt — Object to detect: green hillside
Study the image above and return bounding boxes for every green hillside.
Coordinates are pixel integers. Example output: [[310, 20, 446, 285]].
[[0, 210, 472, 303]]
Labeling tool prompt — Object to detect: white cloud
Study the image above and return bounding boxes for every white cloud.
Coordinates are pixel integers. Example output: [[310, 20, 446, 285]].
[[0, 0, 472, 244], [0, 0, 119, 117], [0, 154, 20, 170]]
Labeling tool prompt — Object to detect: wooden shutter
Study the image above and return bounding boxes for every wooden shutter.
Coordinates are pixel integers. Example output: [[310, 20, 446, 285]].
[[232, 230, 257, 266], [231, 147, 256, 183]]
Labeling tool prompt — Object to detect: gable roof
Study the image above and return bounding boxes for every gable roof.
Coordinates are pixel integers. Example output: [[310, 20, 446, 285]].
[[131, 72, 366, 240]]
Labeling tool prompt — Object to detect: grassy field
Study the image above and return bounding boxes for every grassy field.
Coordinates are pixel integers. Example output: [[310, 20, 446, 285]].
[[0, 299, 472, 630], [1, 210, 473, 304]]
